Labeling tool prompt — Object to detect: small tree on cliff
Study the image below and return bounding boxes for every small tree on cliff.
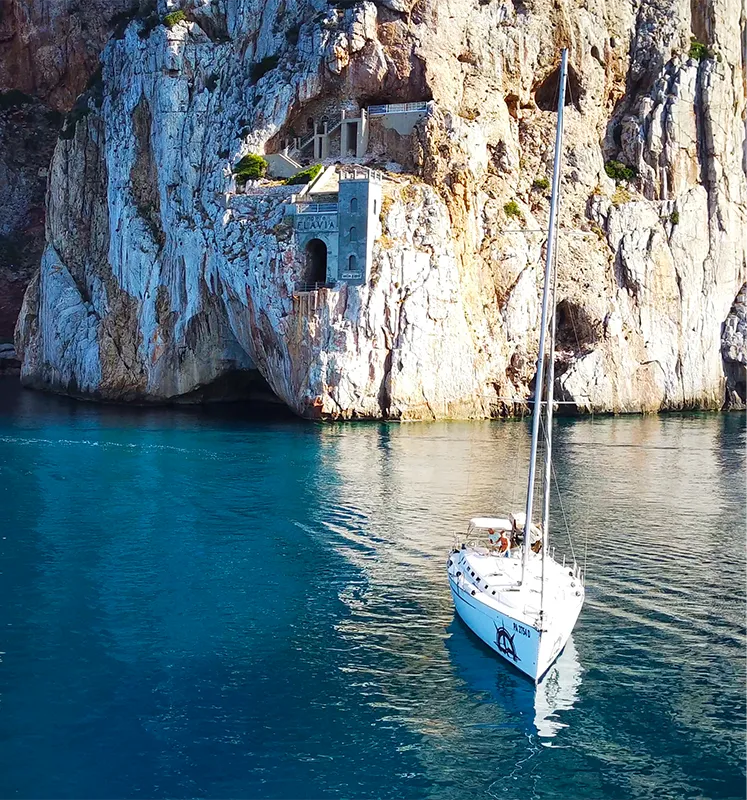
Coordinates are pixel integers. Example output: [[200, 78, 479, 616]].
[[234, 154, 268, 186]]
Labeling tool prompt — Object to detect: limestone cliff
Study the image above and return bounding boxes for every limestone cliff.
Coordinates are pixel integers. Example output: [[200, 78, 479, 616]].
[[0, 0, 138, 338], [13, 0, 747, 417]]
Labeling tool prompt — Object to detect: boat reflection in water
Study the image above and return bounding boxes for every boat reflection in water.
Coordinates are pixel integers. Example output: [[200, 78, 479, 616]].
[[446, 616, 583, 744]]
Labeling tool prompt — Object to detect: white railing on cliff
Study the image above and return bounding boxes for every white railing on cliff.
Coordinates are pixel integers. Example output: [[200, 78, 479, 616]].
[[295, 202, 339, 214], [367, 101, 430, 116], [339, 167, 382, 182]]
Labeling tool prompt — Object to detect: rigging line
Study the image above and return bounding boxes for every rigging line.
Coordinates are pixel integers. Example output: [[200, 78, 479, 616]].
[[583, 402, 593, 584], [510, 417, 522, 512], [549, 448, 576, 563]]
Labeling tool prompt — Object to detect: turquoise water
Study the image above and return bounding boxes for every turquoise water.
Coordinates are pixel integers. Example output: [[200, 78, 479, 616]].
[[0, 379, 744, 799]]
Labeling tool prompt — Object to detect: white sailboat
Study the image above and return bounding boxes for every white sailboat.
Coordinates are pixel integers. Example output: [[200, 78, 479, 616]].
[[446, 49, 585, 682]]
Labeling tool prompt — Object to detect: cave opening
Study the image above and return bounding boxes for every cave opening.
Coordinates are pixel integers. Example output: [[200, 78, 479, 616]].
[[534, 64, 582, 111], [555, 299, 597, 353]]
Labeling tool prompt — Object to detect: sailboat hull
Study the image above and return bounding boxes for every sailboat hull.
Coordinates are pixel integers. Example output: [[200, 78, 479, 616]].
[[447, 556, 583, 682], [449, 574, 542, 679]]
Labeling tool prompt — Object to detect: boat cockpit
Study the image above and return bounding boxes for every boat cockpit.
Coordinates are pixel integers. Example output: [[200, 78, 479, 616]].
[[458, 514, 543, 558]]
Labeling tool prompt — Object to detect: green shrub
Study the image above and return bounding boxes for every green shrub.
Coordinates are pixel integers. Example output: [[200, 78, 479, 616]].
[[285, 164, 322, 186], [251, 55, 280, 83], [163, 10, 187, 28], [503, 199, 523, 220], [689, 39, 712, 61], [604, 159, 637, 182], [532, 176, 550, 192], [670, 210, 680, 225], [234, 153, 268, 184]]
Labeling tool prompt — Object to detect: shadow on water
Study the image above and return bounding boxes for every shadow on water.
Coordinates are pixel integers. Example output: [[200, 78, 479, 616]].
[[0, 377, 299, 429]]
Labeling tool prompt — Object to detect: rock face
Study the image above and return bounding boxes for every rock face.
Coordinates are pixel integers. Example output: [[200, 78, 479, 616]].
[[722, 283, 747, 408], [13, 0, 747, 417], [0, 0, 136, 339]]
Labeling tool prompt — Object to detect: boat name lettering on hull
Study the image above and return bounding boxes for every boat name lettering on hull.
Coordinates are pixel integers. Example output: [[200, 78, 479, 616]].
[[513, 622, 531, 638]]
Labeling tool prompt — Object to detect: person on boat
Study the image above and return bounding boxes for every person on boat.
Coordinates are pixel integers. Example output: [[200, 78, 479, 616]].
[[497, 530, 511, 556], [510, 523, 524, 550]]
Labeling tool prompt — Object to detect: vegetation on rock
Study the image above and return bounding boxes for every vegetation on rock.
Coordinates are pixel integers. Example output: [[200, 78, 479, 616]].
[[285, 164, 322, 186], [612, 186, 632, 206], [604, 160, 637, 182], [163, 10, 187, 28], [532, 176, 550, 192], [689, 39, 714, 61], [234, 153, 268, 184], [503, 200, 524, 220]]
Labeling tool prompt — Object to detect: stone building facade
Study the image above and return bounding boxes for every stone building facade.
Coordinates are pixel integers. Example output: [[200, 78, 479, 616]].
[[289, 167, 382, 288]]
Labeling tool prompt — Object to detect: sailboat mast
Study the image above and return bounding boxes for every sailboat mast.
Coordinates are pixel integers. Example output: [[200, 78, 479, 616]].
[[540, 224, 560, 620], [521, 48, 569, 584]]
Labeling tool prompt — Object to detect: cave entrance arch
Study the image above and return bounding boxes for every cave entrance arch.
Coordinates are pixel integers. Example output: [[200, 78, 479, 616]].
[[534, 64, 582, 111], [305, 238, 328, 285]]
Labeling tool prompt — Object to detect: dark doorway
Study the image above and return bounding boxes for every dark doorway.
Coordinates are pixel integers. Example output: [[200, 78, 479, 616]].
[[305, 238, 327, 285], [347, 121, 358, 156]]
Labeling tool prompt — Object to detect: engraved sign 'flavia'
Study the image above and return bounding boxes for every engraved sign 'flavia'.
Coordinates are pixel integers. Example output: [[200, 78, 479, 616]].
[[295, 215, 337, 233]]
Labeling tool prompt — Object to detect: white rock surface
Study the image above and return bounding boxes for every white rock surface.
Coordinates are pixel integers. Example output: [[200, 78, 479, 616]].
[[14, 0, 747, 417]]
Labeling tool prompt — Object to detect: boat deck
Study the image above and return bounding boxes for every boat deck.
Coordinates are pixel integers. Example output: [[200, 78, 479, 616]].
[[448, 547, 582, 627]]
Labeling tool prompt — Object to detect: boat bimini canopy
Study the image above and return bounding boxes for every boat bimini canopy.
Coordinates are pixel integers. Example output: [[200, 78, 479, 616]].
[[468, 517, 512, 533], [467, 514, 543, 541]]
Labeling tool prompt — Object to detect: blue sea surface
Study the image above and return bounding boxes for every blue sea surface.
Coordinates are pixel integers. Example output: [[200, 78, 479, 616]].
[[0, 379, 744, 799]]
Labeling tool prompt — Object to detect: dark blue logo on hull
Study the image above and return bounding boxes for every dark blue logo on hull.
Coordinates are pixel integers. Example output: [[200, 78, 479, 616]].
[[494, 624, 520, 662]]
